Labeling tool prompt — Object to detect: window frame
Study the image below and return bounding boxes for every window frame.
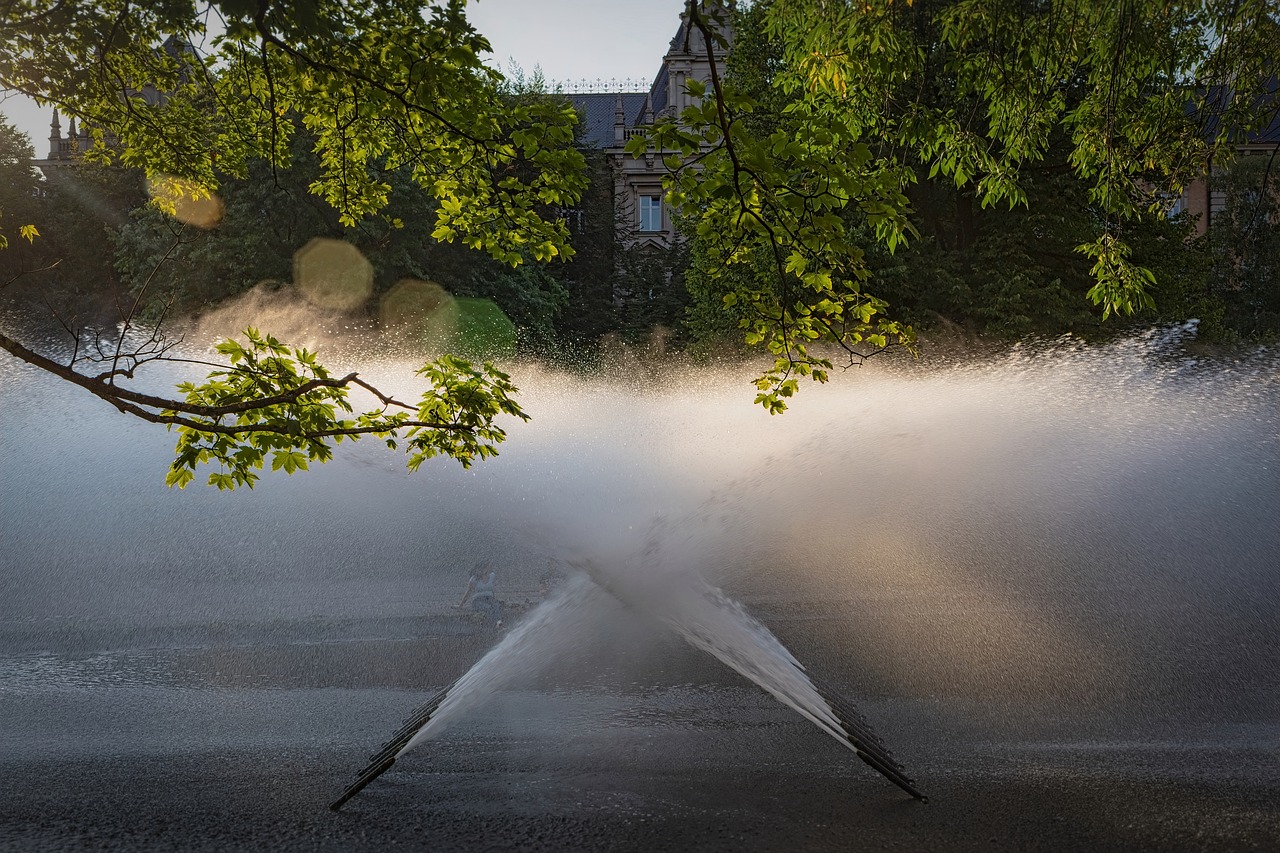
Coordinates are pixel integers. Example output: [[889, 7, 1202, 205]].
[[638, 193, 663, 232]]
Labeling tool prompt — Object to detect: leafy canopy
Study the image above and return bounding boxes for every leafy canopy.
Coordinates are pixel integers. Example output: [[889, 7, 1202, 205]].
[[3, 0, 1278, 486], [1, 0, 586, 265], [629, 0, 1278, 410], [1, 0, 578, 487], [166, 329, 527, 490]]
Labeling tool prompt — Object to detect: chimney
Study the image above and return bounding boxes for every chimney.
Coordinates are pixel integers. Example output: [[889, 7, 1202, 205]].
[[614, 93, 625, 145]]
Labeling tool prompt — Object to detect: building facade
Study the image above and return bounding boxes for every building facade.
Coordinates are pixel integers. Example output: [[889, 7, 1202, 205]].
[[1177, 124, 1280, 235], [1170, 79, 1280, 234], [568, 7, 730, 250], [35, 109, 93, 170]]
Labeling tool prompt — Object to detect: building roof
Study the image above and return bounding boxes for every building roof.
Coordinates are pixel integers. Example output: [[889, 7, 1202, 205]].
[[568, 7, 733, 148], [1244, 78, 1280, 145], [648, 64, 670, 118], [569, 92, 648, 149], [1251, 111, 1280, 145], [1195, 78, 1280, 146]]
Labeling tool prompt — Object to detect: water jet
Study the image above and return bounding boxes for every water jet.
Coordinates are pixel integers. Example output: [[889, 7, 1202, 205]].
[[330, 566, 926, 810]]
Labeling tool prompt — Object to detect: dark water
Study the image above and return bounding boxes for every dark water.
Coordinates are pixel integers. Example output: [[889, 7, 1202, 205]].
[[2, 323, 1278, 850]]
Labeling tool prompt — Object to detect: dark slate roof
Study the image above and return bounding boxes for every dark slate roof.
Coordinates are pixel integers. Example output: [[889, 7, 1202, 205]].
[[566, 11, 720, 146], [1245, 106, 1280, 145], [649, 64, 670, 116], [669, 20, 688, 53], [569, 92, 648, 149], [1244, 77, 1280, 144], [1192, 79, 1280, 145], [1258, 114, 1280, 144]]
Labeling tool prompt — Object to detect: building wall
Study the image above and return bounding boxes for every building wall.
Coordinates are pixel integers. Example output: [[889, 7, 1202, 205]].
[[1180, 145, 1280, 235], [599, 7, 731, 250]]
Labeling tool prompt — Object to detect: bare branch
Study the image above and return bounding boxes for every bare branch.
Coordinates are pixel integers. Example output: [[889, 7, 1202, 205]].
[[1, 259, 62, 291]]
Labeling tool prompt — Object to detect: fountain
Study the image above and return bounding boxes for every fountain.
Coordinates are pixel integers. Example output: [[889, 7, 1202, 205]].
[[330, 564, 924, 810], [3, 318, 1279, 848]]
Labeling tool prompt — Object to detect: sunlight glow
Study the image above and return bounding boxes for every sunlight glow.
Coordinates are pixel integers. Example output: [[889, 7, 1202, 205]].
[[294, 238, 372, 313], [147, 174, 224, 229]]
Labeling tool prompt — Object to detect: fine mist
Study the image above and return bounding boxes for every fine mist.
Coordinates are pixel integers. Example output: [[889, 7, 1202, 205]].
[[443, 327, 1280, 729], [2, 322, 1278, 746]]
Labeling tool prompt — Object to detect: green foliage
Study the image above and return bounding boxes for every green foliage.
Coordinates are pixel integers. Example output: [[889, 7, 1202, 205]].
[[1, 118, 147, 316], [460, 265, 568, 354], [719, 2, 1099, 341], [1199, 156, 1280, 340], [610, 240, 692, 342], [1130, 211, 1219, 338], [111, 131, 341, 319], [406, 354, 528, 471], [0, 117, 38, 254], [165, 328, 527, 490], [549, 150, 620, 347], [41, 164, 149, 303], [632, 0, 1278, 409], [1078, 233, 1158, 320], [865, 160, 1108, 339], [762, 0, 1273, 221], [1, 0, 587, 265], [108, 124, 572, 351], [630, 18, 917, 412]]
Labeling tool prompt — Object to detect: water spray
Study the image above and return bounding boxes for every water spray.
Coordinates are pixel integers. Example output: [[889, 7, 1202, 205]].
[[327, 684, 453, 812], [329, 564, 926, 810]]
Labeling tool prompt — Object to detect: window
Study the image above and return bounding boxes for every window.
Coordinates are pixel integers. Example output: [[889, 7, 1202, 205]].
[[1162, 190, 1186, 218], [1209, 166, 1228, 221], [639, 194, 662, 232], [555, 206, 584, 232], [1210, 188, 1228, 219]]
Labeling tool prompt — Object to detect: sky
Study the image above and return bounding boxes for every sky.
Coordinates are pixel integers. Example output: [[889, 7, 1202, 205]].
[[1, 0, 688, 154]]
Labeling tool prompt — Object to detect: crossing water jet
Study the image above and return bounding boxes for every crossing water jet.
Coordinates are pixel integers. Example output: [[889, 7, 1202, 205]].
[[330, 561, 925, 810], [328, 574, 614, 810], [328, 323, 1280, 811], [6, 317, 1279, 846]]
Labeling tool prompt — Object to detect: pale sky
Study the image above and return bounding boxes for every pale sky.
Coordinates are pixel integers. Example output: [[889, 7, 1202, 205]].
[[1, 0, 688, 154]]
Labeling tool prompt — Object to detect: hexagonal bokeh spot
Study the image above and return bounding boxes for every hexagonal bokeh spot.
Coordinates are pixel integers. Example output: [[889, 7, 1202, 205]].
[[294, 238, 373, 313], [380, 279, 515, 358], [147, 175, 224, 229], [449, 297, 516, 359], [380, 278, 455, 333]]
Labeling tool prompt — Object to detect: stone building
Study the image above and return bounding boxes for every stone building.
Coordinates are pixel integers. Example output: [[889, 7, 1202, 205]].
[[35, 108, 126, 171], [40, 110, 89, 167], [568, 6, 730, 250], [1171, 84, 1280, 234], [33, 36, 182, 173]]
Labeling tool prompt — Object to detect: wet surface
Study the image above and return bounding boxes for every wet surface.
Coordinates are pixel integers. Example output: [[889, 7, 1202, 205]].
[[3, 620, 1278, 851], [3, 690, 1280, 851]]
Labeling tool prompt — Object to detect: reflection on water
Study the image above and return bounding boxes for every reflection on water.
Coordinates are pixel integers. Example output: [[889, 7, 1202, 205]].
[[0, 651, 200, 691]]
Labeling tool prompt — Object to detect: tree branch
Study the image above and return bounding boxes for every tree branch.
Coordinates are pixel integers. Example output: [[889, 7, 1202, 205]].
[[0, 330, 466, 429]]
